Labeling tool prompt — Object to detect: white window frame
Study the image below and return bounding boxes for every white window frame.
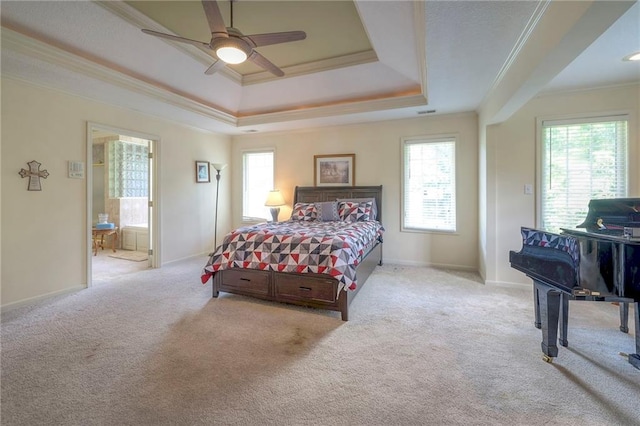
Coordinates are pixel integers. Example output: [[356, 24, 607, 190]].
[[536, 112, 629, 232], [401, 134, 457, 233], [242, 149, 275, 223]]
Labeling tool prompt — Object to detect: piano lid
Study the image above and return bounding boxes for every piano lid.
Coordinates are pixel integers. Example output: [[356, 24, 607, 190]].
[[576, 198, 640, 232]]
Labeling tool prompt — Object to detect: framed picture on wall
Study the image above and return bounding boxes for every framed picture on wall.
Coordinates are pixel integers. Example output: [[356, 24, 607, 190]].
[[195, 161, 210, 183], [314, 154, 355, 186]]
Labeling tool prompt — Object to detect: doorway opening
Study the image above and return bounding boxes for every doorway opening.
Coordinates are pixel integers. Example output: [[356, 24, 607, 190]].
[[87, 123, 159, 286]]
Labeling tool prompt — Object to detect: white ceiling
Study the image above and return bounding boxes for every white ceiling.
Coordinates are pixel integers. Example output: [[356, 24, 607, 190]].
[[1, 1, 639, 136]]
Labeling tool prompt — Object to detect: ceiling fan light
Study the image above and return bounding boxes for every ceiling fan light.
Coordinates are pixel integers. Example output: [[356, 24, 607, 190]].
[[217, 46, 247, 64], [623, 51, 640, 62]]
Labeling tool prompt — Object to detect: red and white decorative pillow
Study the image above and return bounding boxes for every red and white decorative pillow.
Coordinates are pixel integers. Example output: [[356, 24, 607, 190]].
[[338, 201, 373, 222], [291, 203, 318, 221], [337, 197, 377, 221]]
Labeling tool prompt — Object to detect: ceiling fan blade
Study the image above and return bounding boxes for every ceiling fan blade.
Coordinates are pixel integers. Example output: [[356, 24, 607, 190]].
[[245, 31, 306, 48], [142, 29, 210, 48], [248, 51, 284, 77], [204, 60, 226, 75], [201, 0, 228, 36]]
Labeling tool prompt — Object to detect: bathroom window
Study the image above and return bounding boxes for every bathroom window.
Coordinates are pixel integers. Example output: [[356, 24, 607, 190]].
[[108, 141, 149, 198]]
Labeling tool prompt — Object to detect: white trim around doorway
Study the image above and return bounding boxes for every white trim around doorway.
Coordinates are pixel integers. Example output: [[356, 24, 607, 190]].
[[86, 122, 161, 287]]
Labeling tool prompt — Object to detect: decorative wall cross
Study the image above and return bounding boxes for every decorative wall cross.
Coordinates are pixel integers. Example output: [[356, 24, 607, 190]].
[[19, 160, 49, 191]]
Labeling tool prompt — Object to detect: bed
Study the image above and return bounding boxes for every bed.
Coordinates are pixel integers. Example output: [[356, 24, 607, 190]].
[[201, 185, 384, 320]]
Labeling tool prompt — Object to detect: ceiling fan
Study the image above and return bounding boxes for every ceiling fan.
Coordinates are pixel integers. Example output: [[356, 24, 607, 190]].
[[141, 0, 306, 77]]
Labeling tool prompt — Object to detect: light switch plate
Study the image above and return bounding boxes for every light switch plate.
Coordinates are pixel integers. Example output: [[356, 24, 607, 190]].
[[524, 184, 533, 195]]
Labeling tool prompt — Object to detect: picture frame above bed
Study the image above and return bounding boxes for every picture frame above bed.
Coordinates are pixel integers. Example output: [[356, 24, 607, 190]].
[[314, 154, 355, 187]]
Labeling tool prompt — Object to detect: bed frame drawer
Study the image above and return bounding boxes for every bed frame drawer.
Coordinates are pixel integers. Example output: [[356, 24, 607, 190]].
[[219, 269, 270, 296], [274, 274, 337, 303]]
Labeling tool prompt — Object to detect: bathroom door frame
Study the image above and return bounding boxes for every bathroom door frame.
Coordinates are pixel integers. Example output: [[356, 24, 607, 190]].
[[85, 122, 161, 287]]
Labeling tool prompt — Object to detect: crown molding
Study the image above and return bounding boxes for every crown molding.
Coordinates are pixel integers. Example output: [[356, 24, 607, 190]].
[[486, 0, 551, 96], [96, 1, 243, 84], [2, 21, 426, 132], [1, 27, 237, 127], [97, 1, 379, 86], [536, 80, 640, 98], [413, 1, 428, 95], [241, 50, 378, 85], [237, 92, 427, 127]]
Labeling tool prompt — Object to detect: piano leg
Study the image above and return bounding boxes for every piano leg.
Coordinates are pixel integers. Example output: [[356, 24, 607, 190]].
[[619, 302, 629, 333], [534, 286, 541, 329], [629, 302, 640, 370], [559, 293, 569, 347], [534, 280, 561, 360]]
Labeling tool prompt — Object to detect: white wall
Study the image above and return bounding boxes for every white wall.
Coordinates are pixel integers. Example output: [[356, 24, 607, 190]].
[[1, 78, 231, 306], [231, 112, 479, 269], [487, 83, 640, 285], [6, 77, 632, 306]]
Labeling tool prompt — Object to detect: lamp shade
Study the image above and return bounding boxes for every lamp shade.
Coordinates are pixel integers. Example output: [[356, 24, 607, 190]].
[[265, 190, 285, 207], [211, 163, 227, 172]]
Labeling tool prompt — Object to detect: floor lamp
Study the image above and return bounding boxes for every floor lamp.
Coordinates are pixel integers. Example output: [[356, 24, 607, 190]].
[[211, 163, 227, 252]]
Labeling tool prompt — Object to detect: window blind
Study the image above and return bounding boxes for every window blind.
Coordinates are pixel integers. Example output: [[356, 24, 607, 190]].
[[243, 150, 274, 221], [402, 137, 456, 232], [540, 115, 628, 232]]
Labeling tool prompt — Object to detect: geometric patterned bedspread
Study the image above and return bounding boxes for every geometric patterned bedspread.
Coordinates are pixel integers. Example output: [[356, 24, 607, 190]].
[[201, 220, 384, 291]]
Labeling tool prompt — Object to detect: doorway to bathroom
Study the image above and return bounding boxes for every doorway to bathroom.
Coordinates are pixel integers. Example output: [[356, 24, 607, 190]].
[[87, 123, 159, 286]]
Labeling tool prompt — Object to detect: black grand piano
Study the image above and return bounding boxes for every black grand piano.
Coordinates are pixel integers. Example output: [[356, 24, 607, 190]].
[[510, 198, 640, 370]]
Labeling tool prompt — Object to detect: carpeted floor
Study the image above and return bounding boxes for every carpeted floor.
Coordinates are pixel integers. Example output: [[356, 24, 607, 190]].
[[1, 256, 639, 425], [92, 247, 149, 283]]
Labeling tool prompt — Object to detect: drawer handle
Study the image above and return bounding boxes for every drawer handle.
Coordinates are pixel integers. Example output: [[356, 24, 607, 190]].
[[240, 278, 251, 282], [299, 286, 312, 291]]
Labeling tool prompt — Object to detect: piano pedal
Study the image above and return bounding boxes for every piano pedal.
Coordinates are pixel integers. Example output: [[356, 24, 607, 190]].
[[542, 355, 554, 364], [619, 352, 629, 360], [572, 288, 601, 297]]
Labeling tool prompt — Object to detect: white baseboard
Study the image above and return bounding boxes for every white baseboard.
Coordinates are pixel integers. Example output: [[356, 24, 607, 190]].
[[485, 280, 530, 289], [1, 285, 85, 312], [161, 252, 211, 267], [381, 258, 478, 272]]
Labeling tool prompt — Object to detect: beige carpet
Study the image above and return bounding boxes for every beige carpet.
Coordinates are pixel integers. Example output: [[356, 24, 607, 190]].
[[109, 250, 148, 262], [1, 256, 639, 425]]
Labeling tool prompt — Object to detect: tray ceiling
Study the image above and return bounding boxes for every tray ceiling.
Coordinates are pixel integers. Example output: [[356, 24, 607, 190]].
[[1, 1, 638, 135]]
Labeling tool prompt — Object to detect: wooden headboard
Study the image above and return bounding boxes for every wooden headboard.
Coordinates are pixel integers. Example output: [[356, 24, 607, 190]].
[[293, 185, 383, 222]]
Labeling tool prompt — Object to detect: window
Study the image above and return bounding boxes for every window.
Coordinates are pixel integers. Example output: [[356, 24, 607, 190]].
[[108, 140, 149, 198], [243, 150, 274, 221], [540, 115, 628, 232], [402, 136, 456, 232]]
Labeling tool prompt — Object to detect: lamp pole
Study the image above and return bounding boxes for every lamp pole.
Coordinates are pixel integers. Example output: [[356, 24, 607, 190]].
[[214, 168, 221, 249], [210, 163, 226, 253]]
